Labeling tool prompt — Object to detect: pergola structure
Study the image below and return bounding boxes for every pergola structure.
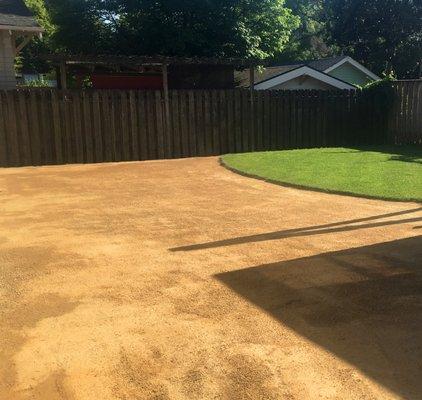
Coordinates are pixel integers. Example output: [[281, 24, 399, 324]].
[[46, 53, 258, 133], [0, 0, 43, 89], [45, 54, 257, 90]]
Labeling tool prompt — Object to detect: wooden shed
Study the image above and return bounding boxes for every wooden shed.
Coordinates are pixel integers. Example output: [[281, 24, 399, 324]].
[[0, 0, 42, 88]]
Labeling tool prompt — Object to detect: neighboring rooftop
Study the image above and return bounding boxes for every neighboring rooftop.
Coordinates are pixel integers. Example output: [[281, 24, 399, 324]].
[[236, 56, 350, 87], [0, 0, 40, 29], [305, 55, 348, 72]]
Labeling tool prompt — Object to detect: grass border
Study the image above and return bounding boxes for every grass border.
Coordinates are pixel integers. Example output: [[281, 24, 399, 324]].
[[219, 156, 422, 204]]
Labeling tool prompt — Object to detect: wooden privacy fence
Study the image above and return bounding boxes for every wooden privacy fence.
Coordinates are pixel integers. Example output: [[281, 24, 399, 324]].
[[389, 80, 422, 145], [0, 85, 418, 167]]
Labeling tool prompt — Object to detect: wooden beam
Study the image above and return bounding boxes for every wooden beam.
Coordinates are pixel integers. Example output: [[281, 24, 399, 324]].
[[59, 61, 67, 90], [249, 66, 255, 92], [0, 25, 43, 32], [40, 54, 255, 68], [249, 65, 255, 102], [14, 34, 34, 55]]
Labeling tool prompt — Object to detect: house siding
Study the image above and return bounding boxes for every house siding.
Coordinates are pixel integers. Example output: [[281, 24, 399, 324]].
[[327, 62, 373, 87], [0, 31, 16, 89]]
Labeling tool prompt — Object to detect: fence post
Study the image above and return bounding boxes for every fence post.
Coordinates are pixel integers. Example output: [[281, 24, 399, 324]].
[[162, 64, 171, 157], [249, 66, 255, 150], [0, 86, 419, 168]]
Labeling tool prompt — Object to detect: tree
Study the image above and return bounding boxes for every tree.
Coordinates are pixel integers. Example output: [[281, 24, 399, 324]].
[[324, 0, 422, 78], [30, 0, 299, 61], [19, 0, 55, 72], [275, 0, 334, 62], [105, 0, 299, 59], [44, 0, 113, 54]]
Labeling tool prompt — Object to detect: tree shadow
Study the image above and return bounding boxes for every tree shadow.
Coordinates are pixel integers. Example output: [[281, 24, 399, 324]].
[[348, 145, 422, 164], [170, 207, 422, 251], [326, 145, 422, 163], [215, 236, 422, 399], [389, 154, 422, 164]]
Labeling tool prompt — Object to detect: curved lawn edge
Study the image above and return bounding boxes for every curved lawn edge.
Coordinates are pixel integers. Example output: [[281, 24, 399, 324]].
[[219, 156, 422, 204]]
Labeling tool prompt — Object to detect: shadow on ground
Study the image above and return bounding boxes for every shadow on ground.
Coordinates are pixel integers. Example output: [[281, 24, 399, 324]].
[[170, 207, 422, 252], [215, 236, 422, 399], [350, 145, 422, 164]]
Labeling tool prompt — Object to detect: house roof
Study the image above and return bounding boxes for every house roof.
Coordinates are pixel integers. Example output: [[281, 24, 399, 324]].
[[235, 65, 300, 87], [0, 0, 41, 30], [306, 56, 349, 72], [253, 65, 356, 91], [236, 55, 379, 87]]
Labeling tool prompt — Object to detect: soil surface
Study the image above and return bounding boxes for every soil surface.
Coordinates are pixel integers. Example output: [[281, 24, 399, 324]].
[[0, 157, 421, 400]]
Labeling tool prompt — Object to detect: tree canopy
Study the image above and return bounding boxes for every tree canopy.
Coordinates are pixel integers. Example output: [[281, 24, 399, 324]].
[[37, 0, 299, 59], [325, 0, 422, 78], [277, 0, 333, 62], [22, 0, 422, 78]]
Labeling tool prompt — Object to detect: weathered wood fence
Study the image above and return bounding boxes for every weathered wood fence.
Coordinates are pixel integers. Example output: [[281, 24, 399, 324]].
[[389, 80, 422, 145], [0, 83, 420, 167]]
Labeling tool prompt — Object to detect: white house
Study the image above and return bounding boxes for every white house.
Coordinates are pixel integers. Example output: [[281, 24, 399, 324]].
[[236, 56, 380, 91], [0, 0, 42, 89]]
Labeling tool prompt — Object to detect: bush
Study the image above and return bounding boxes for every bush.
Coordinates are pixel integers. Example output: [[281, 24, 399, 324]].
[[361, 72, 397, 114]]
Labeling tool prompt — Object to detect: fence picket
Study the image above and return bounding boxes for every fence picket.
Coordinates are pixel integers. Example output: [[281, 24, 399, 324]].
[[92, 91, 103, 162], [82, 92, 94, 163], [51, 90, 63, 164], [0, 84, 420, 167], [5, 92, 19, 166], [155, 90, 165, 159], [0, 92, 8, 165], [137, 91, 149, 160]]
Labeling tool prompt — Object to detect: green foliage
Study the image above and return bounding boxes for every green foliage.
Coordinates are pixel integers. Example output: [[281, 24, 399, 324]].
[[31, 0, 298, 60], [274, 0, 335, 63], [19, 0, 54, 72], [115, 0, 299, 59], [21, 0, 422, 80], [45, 0, 113, 54], [273, 0, 421, 78], [20, 77, 52, 87], [361, 73, 397, 114], [25, 0, 55, 34], [324, 0, 422, 78]]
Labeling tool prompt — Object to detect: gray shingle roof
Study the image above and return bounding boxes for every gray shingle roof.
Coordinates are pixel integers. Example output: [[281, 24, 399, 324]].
[[307, 56, 348, 71], [235, 65, 301, 87], [0, 0, 39, 28]]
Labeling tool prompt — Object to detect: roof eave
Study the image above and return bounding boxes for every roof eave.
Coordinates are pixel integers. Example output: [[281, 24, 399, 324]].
[[324, 56, 380, 81], [254, 65, 356, 90], [0, 24, 43, 32]]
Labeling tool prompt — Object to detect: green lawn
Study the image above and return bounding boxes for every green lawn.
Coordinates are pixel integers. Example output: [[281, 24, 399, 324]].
[[221, 146, 422, 202]]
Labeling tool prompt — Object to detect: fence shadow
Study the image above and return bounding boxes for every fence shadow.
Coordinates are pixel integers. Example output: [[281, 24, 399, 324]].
[[170, 207, 422, 251], [215, 236, 422, 399]]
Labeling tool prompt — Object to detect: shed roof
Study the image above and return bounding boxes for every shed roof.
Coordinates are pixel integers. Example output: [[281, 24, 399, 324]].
[[254, 65, 356, 90], [0, 0, 41, 30], [235, 65, 300, 87], [236, 56, 350, 87], [306, 56, 348, 71]]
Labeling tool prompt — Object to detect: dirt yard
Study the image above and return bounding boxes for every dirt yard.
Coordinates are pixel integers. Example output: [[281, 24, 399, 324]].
[[0, 157, 421, 400]]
